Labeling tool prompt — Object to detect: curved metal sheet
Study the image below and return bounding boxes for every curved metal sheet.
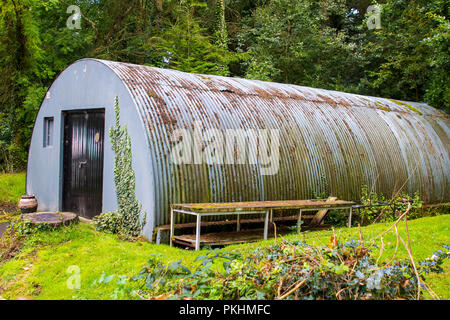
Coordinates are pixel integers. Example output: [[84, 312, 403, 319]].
[[98, 59, 449, 226]]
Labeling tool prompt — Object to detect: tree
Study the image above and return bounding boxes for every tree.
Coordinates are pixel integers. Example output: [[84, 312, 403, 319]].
[[0, 0, 448, 171], [144, 0, 243, 75], [360, 0, 449, 111], [0, 0, 43, 171], [238, 0, 364, 90]]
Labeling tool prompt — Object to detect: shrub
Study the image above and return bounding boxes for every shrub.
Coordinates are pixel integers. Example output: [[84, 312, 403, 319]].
[[358, 185, 423, 225], [93, 211, 123, 235], [132, 240, 449, 300]]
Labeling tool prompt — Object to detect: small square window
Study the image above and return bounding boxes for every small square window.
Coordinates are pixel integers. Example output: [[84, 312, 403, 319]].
[[43, 117, 54, 147]]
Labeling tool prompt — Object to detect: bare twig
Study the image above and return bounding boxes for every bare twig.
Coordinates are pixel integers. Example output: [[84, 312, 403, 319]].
[[272, 222, 277, 244], [384, 224, 400, 267], [371, 202, 411, 241], [398, 235, 422, 299], [277, 275, 285, 298], [279, 278, 308, 300], [358, 223, 365, 250], [376, 236, 385, 264], [371, 163, 419, 224], [370, 201, 439, 300], [371, 206, 388, 225]]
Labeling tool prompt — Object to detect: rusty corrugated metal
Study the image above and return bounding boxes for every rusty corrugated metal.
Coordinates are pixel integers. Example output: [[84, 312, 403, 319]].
[[99, 60, 449, 226]]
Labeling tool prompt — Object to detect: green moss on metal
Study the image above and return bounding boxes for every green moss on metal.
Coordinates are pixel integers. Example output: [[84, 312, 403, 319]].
[[376, 102, 391, 112], [388, 99, 423, 115]]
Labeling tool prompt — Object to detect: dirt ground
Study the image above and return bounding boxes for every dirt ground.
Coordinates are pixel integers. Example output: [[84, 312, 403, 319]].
[[0, 202, 17, 213], [0, 202, 17, 237], [0, 222, 7, 237]]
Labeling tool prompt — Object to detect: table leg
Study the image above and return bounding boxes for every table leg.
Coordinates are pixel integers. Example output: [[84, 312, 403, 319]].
[[348, 207, 353, 228], [170, 208, 174, 247], [237, 214, 240, 232], [297, 210, 302, 234], [195, 214, 201, 250], [264, 210, 269, 240]]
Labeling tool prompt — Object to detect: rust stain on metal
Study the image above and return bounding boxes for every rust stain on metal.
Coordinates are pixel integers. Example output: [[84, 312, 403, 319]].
[[96, 59, 449, 227]]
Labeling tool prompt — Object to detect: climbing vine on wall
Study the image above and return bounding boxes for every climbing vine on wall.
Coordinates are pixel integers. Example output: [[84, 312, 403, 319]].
[[94, 96, 145, 238]]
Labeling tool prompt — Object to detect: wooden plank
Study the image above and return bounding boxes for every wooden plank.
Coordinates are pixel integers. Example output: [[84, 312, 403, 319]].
[[173, 227, 291, 247], [156, 214, 316, 232], [172, 224, 331, 248], [309, 197, 338, 226], [172, 199, 355, 213]]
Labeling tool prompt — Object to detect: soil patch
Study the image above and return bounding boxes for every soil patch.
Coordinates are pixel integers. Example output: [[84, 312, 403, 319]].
[[0, 202, 18, 214], [0, 222, 8, 238]]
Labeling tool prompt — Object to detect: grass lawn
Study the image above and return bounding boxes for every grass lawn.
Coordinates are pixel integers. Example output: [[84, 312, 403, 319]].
[[0, 172, 448, 299], [0, 214, 448, 300], [0, 172, 25, 204]]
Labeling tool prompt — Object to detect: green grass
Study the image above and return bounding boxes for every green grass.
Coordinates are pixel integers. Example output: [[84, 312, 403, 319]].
[[0, 172, 25, 204], [0, 172, 447, 299], [0, 215, 448, 300]]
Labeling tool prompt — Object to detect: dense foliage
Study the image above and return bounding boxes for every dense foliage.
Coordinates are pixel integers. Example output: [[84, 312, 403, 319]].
[[93, 97, 145, 238], [0, 0, 448, 171], [356, 186, 424, 225], [131, 240, 449, 300]]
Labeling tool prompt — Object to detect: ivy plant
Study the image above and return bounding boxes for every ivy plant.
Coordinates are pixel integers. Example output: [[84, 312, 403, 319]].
[[94, 96, 145, 238]]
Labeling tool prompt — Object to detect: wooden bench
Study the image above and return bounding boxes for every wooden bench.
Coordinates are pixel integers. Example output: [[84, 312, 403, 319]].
[[170, 198, 355, 250]]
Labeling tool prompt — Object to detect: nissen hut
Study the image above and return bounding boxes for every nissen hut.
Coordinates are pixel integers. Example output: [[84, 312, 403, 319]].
[[27, 59, 449, 240]]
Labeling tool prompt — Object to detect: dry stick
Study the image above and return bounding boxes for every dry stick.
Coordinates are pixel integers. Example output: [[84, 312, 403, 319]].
[[371, 202, 438, 300], [371, 207, 388, 225], [347, 259, 359, 279], [398, 235, 423, 300], [404, 214, 413, 259], [272, 222, 277, 244], [401, 213, 439, 300], [358, 224, 365, 250], [371, 203, 411, 269], [363, 171, 382, 224], [368, 171, 382, 202], [420, 281, 440, 300], [277, 275, 285, 298], [388, 162, 420, 204], [383, 224, 400, 267], [279, 278, 308, 300], [371, 203, 411, 241], [331, 227, 345, 264], [336, 286, 348, 299], [376, 236, 385, 264], [307, 231, 328, 248], [372, 163, 419, 224], [278, 276, 298, 297]]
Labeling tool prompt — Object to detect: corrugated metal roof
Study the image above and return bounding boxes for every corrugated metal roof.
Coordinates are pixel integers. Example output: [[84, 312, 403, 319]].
[[96, 59, 449, 226]]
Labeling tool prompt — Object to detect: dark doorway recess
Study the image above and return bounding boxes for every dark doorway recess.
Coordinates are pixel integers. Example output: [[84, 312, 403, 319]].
[[63, 109, 105, 218]]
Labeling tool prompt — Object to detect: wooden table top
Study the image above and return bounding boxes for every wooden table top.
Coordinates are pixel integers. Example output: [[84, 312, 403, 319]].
[[171, 199, 355, 213]]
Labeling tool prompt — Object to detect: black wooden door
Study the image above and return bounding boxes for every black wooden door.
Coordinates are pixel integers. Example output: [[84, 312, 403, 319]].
[[63, 110, 105, 218]]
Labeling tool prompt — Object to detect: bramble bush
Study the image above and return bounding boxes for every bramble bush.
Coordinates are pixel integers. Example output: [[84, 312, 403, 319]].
[[131, 240, 449, 300]]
